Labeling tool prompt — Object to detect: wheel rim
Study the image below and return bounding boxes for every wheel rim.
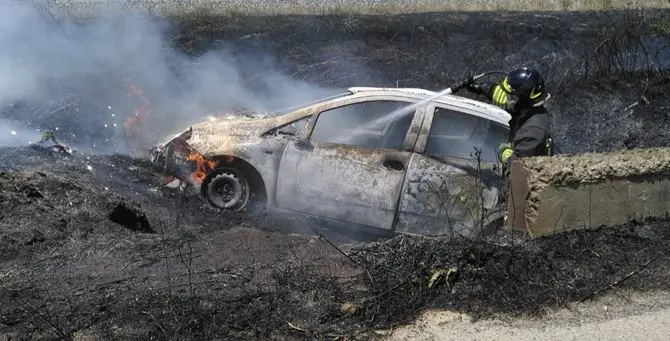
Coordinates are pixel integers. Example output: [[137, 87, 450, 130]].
[[206, 171, 249, 210]]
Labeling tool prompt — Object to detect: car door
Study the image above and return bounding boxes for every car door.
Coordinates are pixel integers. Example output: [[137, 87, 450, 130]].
[[393, 103, 509, 238], [274, 97, 427, 230]]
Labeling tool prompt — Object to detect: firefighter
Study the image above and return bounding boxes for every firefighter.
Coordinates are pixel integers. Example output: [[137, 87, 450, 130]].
[[463, 67, 553, 175]]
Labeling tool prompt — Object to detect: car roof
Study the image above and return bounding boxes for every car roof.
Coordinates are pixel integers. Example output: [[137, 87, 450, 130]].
[[345, 87, 512, 126]]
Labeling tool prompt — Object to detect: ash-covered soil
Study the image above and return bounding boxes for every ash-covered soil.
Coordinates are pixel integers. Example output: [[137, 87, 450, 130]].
[[1, 8, 670, 341], [1, 147, 669, 340]]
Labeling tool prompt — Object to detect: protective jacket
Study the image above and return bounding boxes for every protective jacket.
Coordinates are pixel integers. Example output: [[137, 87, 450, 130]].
[[504, 105, 552, 164], [475, 83, 553, 167]]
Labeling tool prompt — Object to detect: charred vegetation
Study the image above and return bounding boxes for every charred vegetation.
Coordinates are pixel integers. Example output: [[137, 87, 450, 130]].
[[1, 6, 670, 341]]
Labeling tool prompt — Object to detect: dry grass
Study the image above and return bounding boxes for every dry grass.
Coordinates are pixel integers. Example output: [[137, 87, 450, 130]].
[[38, 0, 670, 19]]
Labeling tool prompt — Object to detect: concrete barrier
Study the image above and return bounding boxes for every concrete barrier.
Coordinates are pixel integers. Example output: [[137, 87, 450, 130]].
[[505, 147, 670, 237]]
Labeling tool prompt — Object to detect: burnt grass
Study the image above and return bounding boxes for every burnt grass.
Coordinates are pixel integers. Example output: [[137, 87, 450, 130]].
[[1, 9, 670, 341]]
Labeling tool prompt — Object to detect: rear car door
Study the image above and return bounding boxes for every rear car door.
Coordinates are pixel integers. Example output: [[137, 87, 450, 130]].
[[274, 97, 426, 230], [394, 103, 509, 238]]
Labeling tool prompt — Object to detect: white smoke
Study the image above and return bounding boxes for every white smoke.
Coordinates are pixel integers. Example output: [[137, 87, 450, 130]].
[[0, 118, 42, 147], [0, 1, 340, 153]]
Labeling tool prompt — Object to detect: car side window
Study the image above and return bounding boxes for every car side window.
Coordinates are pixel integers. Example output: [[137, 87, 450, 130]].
[[310, 100, 416, 150], [425, 106, 509, 162], [275, 116, 311, 136]]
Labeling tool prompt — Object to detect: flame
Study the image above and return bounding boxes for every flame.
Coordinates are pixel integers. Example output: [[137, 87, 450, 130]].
[[123, 83, 152, 150], [120, 83, 235, 185], [185, 151, 217, 185]]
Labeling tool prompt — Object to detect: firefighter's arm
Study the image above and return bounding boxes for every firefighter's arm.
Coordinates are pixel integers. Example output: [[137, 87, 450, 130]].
[[466, 82, 494, 100], [462, 75, 493, 97], [489, 84, 517, 112], [481, 83, 496, 102]]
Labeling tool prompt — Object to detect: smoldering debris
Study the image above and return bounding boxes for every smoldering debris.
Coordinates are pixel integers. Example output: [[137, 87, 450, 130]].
[[28, 129, 74, 155]]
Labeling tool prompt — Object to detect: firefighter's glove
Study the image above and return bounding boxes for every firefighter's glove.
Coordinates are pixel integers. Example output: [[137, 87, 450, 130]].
[[464, 77, 481, 94], [497, 142, 513, 166]]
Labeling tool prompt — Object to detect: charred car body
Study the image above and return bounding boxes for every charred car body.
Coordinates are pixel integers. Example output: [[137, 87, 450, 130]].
[[149, 87, 512, 238]]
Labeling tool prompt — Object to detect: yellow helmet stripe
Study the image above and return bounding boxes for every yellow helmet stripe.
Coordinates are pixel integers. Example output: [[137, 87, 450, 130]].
[[529, 88, 542, 99]]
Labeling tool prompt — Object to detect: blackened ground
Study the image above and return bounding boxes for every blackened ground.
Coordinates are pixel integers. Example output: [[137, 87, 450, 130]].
[[1, 9, 670, 341], [1, 147, 669, 340]]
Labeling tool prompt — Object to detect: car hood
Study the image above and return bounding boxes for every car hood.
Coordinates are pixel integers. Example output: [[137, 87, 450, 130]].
[[190, 112, 278, 136], [156, 111, 281, 158]]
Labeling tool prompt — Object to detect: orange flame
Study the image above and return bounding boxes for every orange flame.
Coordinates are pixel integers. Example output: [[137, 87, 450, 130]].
[[123, 83, 152, 149], [186, 151, 217, 184]]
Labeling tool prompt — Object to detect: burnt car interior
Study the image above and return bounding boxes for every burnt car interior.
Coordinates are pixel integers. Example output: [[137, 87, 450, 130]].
[[425, 106, 509, 162], [271, 116, 310, 136], [309, 100, 416, 150]]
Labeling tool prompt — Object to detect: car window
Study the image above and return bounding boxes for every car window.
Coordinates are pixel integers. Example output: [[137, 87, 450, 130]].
[[310, 100, 416, 150], [274, 116, 311, 136], [425, 106, 509, 162]]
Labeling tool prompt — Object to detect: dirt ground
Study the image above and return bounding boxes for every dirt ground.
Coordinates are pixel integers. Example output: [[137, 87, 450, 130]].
[[386, 290, 670, 340], [1, 9, 670, 341]]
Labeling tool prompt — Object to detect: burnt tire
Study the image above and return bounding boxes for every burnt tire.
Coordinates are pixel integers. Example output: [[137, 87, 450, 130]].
[[201, 167, 250, 212]]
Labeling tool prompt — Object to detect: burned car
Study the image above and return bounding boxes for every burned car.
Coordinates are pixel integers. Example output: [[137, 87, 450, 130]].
[[149, 87, 512, 238]]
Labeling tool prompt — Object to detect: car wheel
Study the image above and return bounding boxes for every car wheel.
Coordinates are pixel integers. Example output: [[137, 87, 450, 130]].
[[201, 167, 250, 212]]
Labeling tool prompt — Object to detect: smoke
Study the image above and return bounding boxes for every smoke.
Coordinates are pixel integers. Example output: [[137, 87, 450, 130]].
[[0, 118, 42, 147], [0, 1, 340, 153]]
